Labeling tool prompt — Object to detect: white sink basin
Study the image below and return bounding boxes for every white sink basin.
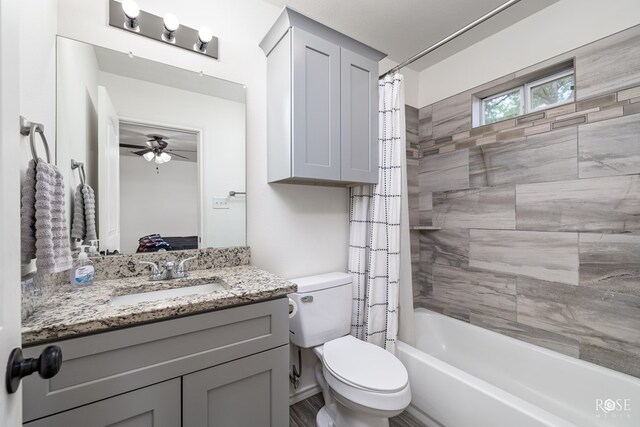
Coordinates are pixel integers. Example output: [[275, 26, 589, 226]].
[[110, 283, 226, 307]]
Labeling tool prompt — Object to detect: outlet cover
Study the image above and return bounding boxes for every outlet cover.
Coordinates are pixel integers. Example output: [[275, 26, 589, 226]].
[[213, 198, 230, 209]]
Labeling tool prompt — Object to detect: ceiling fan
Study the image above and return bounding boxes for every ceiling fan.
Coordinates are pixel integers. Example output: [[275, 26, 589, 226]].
[[120, 134, 196, 164]]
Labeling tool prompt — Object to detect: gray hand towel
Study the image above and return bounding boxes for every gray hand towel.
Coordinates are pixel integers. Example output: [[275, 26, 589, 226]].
[[71, 184, 85, 240], [20, 159, 37, 264], [82, 184, 97, 241], [20, 158, 73, 273]]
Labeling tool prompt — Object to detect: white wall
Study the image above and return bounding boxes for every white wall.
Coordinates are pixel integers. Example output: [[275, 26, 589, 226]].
[[19, 0, 58, 275], [99, 71, 246, 249], [57, 0, 350, 280], [120, 155, 198, 253], [418, 0, 640, 106]]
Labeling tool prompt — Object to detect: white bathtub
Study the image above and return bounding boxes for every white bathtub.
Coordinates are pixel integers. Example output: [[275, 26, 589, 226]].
[[396, 308, 640, 427]]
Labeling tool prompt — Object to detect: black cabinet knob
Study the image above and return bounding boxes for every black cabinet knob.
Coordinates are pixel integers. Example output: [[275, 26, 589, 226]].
[[5, 345, 62, 394]]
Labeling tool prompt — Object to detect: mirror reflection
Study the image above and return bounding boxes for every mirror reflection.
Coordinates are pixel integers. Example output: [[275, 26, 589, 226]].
[[56, 37, 246, 255]]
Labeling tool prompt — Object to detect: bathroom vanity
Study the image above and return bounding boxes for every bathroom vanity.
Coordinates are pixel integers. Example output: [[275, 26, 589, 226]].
[[20, 265, 296, 426]]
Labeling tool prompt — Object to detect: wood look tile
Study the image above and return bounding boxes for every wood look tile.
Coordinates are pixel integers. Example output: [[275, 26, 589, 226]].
[[418, 191, 432, 212], [405, 105, 419, 147], [516, 277, 640, 356], [587, 106, 624, 123], [433, 186, 515, 229], [432, 265, 517, 322], [579, 233, 640, 296], [432, 92, 472, 140], [419, 149, 469, 193], [421, 227, 469, 268], [516, 175, 640, 232], [617, 85, 640, 102], [579, 114, 640, 178], [575, 26, 640, 99], [470, 314, 580, 357], [418, 105, 433, 143], [469, 128, 577, 187], [470, 229, 579, 285], [579, 343, 640, 379]]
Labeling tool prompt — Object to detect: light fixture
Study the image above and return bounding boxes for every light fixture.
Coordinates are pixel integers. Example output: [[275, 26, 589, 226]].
[[195, 27, 212, 53], [159, 152, 171, 163], [122, 0, 140, 31], [143, 152, 155, 161], [162, 13, 180, 43], [109, 0, 218, 59]]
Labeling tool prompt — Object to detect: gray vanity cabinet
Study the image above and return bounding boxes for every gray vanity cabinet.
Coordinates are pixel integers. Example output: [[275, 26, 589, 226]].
[[24, 379, 181, 427], [183, 346, 288, 426], [22, 298, 289, 426], [261, 7, 386, 186]]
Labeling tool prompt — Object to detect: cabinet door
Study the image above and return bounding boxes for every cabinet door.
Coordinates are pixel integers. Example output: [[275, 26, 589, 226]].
[[183, 345, 288, 427], [24, 379, 180, 427], [341, 48, 379, 184], [291, 27, 341, 181]]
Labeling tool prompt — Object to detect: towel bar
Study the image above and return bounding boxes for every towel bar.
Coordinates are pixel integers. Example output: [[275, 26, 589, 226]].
[[20, 116, 51, 164]]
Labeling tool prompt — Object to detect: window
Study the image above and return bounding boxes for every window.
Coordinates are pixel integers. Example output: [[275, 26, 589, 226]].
[[478, 69, 574, 126]]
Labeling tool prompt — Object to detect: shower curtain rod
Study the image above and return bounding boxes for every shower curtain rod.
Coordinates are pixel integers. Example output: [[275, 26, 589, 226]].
[[379, 0, 522, 78]]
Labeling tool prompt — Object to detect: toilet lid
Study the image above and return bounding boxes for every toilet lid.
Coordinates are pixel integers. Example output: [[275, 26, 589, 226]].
[[322, 335, 408, 393]]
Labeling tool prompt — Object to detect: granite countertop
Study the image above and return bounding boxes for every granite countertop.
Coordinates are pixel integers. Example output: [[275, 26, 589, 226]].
[[22, 266, 296, 345]]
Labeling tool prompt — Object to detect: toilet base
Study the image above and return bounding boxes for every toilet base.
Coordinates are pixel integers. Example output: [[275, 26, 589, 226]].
[[316, 406, 336, 427]]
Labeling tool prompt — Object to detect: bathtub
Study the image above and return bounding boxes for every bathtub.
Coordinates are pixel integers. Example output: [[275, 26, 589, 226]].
[[396, 308, 640, 427]]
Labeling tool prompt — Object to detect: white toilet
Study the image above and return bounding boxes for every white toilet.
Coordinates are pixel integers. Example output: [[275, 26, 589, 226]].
[[289, 272, 411, 427]]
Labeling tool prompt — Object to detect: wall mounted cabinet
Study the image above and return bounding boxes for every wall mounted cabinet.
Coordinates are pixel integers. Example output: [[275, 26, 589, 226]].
[[260, 7, 386, 186]]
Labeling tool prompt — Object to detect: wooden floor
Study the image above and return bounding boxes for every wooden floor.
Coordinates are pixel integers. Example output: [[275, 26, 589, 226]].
[[289, 393, 425, 427]]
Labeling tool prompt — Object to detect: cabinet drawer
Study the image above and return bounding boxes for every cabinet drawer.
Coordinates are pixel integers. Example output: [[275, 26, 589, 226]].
[[25, 378, 180, 427], [23, 298, 288, 422]]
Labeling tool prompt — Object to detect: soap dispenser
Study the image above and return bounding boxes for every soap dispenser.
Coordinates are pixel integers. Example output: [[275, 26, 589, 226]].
[[88, 239, 100, 257], [70, 245, 95, 289]]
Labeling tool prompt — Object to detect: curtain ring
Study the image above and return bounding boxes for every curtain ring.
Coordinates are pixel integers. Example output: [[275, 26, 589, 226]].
[[30, 123, 51, 164]]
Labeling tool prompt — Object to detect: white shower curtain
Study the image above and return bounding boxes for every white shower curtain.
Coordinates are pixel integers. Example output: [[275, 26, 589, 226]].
[[349, 73, 405, 354]]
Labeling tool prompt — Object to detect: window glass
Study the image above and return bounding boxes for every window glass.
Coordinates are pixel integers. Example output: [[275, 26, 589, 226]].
[[482, 89, 521, 125], [530, 74, 574, 110]]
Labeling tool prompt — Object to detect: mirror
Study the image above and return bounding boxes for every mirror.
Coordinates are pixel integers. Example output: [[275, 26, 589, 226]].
[[56, 37, 246, 255]]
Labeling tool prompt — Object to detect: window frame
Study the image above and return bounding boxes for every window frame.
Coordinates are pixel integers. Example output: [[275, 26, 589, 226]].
[[477, 67, 575, 126], [524, 69, 575, 113], [480, 86, 525, 126]]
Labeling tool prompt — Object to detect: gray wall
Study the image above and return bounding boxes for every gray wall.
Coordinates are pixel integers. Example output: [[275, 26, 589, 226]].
[[408, 25, 640, 378]]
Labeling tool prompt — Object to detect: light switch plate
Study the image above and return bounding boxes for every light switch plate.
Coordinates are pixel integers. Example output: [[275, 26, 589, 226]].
[[213, 198, 230, 209]]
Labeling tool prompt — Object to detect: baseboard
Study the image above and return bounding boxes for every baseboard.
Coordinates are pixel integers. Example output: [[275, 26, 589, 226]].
[[289, 384, 322, 406]]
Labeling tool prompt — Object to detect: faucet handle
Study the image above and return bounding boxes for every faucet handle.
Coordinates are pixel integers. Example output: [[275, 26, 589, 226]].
[[164, 261, 175, 271], [177, 256, 197, 275], [139, 261, 161, 279]]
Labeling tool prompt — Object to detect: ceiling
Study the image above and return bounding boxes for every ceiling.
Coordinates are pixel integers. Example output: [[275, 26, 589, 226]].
[[119, 122, 198, 163], [261, 0, 559, 71]]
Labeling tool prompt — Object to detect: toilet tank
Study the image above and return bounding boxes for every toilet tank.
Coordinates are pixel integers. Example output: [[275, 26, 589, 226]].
[[289, 272, 352, 348]]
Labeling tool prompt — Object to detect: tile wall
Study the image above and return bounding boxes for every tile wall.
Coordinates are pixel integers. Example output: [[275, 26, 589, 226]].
[[407, 25, 640, 377]]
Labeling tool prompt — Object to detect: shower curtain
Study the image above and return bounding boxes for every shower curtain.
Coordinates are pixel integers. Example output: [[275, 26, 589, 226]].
[[349, 73, 405, 353]]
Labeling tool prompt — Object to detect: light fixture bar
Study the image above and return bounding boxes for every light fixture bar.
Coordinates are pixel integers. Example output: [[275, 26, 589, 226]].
[[108, 0, 219, 60]]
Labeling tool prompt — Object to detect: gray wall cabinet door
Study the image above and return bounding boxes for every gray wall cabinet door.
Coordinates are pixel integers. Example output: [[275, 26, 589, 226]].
[[24, 379, 180, 427], [183, 345, 289, 427], [291, 27, 341, 181], [340, 48, 378, 184]]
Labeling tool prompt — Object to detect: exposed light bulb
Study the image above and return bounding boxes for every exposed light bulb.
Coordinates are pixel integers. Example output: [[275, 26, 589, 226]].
[[122, 0, 140, 31], [143, 152, 155, 161], [195, 26, 212, 52], [162, 13, 179, 43]]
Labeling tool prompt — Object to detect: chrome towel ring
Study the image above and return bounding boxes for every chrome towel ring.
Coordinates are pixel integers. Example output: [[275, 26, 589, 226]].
[[20, 116, 51, 164], [71, 159, 86, 185]]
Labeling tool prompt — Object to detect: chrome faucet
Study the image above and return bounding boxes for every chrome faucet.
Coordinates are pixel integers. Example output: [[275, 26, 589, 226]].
[[139, 256, 196, 281]]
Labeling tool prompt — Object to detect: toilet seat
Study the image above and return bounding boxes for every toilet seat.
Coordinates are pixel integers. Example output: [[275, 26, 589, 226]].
[[322, 335, 408, 393]]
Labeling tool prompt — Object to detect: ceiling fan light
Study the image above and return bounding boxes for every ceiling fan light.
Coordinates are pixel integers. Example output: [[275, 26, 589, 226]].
[[159, 152, 172, 162], [143, 152, 155, 161]]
